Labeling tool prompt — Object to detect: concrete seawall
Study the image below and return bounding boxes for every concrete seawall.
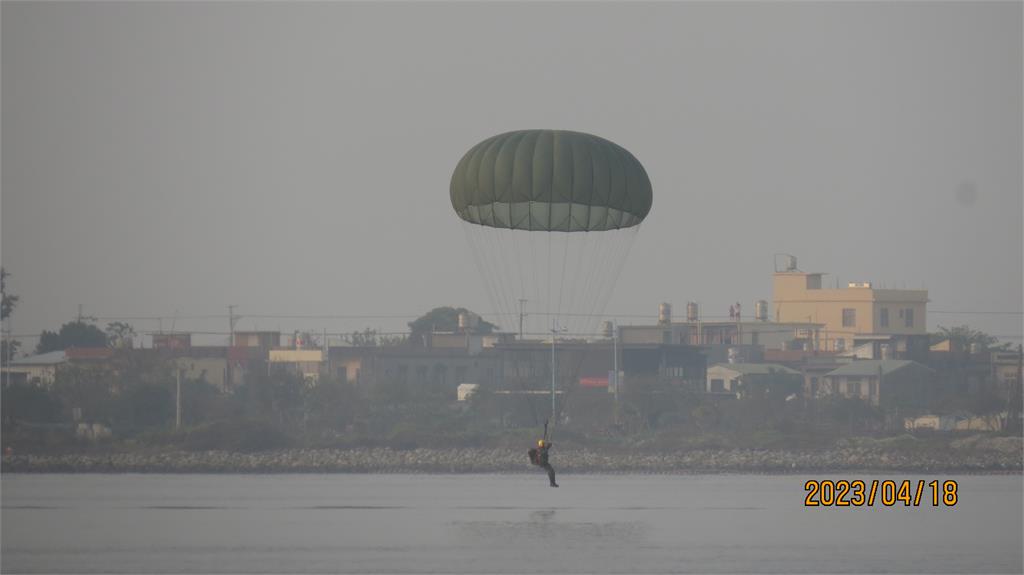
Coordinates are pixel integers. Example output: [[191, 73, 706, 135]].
[[3, 445, 1021, 474]]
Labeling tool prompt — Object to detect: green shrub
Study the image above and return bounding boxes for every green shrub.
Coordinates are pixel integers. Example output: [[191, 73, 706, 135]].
[[183, 419, 291, 452]]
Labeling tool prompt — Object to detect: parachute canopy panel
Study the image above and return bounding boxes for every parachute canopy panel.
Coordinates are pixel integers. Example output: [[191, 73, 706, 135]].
[[451, 130, 652, 232]]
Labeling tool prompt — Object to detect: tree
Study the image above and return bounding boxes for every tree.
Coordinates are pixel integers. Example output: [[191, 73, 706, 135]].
[[117, 385, 174, 431], [408, 307, 495, 344], [350, 328, 379, 347], [1, 267, 18, 321], [348, 328, 408, 347], [50, 364, 117, 424], [304, 377, 361, 433], [1, 268, 21, 362], [105, 322, 136, 349], [36, 321, 108, 354], [1, 382, 62, 430], [1, 340, 20, 362], [932, 325, 1005, 352]]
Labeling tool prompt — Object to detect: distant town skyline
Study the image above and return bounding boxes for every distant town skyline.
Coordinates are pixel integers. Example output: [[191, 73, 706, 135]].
[[2, 2, 1021, 347]]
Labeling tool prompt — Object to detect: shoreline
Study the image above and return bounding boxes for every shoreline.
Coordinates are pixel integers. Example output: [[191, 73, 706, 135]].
[[3, 446, 1021, 474]]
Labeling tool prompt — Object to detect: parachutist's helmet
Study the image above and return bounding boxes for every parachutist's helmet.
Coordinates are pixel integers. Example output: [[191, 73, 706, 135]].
[[537, 439, 546, 447]]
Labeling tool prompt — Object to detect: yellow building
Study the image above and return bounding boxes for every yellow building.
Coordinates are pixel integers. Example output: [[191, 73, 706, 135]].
[[269, 349, 324, 382], [173, 356, 229, 391], [772, 264, 928, 353]]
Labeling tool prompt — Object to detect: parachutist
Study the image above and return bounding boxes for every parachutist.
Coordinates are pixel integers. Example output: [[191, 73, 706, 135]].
[[528, 439, 558, 487]]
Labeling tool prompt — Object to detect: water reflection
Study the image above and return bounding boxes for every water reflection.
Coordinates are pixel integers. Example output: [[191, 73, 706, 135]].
[[451, 508, 648, 545]]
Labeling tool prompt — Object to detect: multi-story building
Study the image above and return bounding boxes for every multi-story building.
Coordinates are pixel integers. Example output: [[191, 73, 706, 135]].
[[772, 258, 929, 357], [620, 320, 823, 352]]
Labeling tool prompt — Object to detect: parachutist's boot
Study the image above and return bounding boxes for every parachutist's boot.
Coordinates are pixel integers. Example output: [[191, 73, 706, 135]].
[[550, 482, 559, 487]]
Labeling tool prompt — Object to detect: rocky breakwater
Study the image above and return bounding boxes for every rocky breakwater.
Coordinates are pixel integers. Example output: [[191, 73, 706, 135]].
[[3, 439, 1021, 474]]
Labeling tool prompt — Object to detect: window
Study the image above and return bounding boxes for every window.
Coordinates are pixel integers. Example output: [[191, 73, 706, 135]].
[[432, 364, 447, 386], [869, 381, 878, 400], [879, 308, 889, 328], [847, 379, 861, 397], [710, 379, 725, 392], [842, 308, 856, 327], [904, 308, 914, 328]]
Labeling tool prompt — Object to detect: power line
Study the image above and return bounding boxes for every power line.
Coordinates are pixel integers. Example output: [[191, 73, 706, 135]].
[[60, 309, 1024, 323], [930, 310, 1024, 315]]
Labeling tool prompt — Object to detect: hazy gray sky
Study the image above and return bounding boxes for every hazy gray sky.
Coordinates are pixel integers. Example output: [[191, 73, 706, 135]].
[[2, 1, 1021, 345]]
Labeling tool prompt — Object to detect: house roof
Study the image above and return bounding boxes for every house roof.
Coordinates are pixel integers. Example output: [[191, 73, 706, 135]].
[[9, 351, 68, 366], [709, 363, 800, 375], [825, 359, 930, 377]]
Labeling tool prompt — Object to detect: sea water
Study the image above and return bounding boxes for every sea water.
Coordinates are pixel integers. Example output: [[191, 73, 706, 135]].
[[2, 473, 1021, 573]]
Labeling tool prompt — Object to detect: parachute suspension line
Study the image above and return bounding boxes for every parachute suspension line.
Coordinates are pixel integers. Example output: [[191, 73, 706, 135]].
[[489, 228, 511, 327], [557, 348, 590, 427], [470, 224, 503, 329], [466, 223, 508, 331], [560, 232, 575, 333], [588, 227, 640, 335], [495, 228, 522, 329], [511, 229, 527, 315], [478, 224, 516, 331], [461, 224, 494, 327], [463, 222, 640, 340], [584, 229, 624, 334], [587, 232, 609, 332], [569, 228, 616, 336], [574, 229, 607, 335], [588, 232, 615, 330], [546, 232, 552, 334], [514, 354, 542, 428], [572, 232, 588, 334], [529, 229, 541, 337], [556, 231, 570, 331], [590, 230, 618, 332], [500, 229, 523, 329]]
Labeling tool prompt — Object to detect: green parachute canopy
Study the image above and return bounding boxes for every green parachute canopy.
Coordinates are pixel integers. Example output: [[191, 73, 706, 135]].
[[450, 130, 652, 232]]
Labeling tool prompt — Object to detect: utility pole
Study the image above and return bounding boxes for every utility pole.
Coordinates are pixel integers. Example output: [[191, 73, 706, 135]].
[[227, 305, 238, 388], [228, 305, 238, 346], [1011, 344, 1023, 433], [518, 299, 527, 340], [175, 368, 182, 431], [2, 317, 10, 388], [551, 319, 557, 425], [612, 319, 619, 425]]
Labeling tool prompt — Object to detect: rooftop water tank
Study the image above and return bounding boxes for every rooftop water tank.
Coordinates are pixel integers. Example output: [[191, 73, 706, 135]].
[[658, 303, 672, 325], [755, 300, 768, 322]]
